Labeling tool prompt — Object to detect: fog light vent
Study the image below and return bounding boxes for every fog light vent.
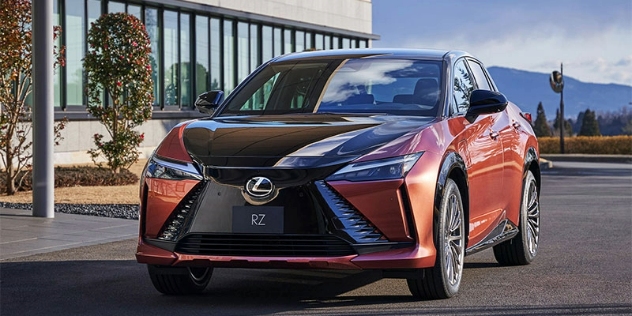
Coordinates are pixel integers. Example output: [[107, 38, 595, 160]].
[[315, 181, 388, 243], [157, 184, 203, 241]]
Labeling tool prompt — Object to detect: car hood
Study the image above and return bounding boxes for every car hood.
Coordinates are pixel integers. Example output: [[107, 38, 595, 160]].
[[182, 114, 435, 168]]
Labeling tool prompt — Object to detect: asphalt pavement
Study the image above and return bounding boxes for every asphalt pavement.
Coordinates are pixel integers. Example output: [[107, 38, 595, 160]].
[[1, 159, 631, 315]]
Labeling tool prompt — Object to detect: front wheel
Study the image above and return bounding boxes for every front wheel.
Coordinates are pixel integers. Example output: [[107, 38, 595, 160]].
[[147, 265, 213, 295], [407, 178, 465, 300], [493, 170, 540, 265]]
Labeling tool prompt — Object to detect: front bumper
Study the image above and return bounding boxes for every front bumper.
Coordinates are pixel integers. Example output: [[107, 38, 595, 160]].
[[137, 156, 439, 270], [136, 236, 436, 270]]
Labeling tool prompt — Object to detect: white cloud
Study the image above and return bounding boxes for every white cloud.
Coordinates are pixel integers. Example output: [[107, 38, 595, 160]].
[[393, 26, 632, 86], [372, 0, 632, 86]]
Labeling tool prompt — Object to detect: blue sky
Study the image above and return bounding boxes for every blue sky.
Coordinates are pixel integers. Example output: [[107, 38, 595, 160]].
[[372, 0, 632, 86]]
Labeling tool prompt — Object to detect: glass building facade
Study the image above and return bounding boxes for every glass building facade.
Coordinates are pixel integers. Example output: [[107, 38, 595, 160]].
[[52, 0, 372, 113]]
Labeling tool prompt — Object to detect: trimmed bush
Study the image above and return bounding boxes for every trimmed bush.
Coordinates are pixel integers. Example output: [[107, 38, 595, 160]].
[[538, 136, 632, 155], [0, 166, 139, 192]]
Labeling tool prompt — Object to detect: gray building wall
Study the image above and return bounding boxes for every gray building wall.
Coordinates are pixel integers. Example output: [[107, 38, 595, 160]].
[[184, 0, 373, 35]]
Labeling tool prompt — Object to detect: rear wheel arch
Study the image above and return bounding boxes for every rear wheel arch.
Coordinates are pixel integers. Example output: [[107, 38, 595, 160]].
[[524, 147, 541, 196]]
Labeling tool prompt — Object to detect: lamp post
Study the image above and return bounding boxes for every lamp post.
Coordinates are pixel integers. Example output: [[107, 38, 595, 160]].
[[549, 63, 565, 154]]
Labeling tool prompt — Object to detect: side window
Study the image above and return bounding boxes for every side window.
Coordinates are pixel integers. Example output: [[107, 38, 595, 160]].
[[452, 59, 475, 114], [242, 73, 280, 110], [467, 59, 492, 91]]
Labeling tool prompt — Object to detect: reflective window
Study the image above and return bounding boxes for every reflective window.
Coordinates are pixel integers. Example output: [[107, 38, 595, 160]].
[[88, 0, 100, 28], [196, 16, 209, 97], [305, 32, 312, 50], [87, 0, 103, 106], [164, 10, 178, 106], [324, 35, 331, 50], [273, 27, 282, 57], [467, 59, 492, 91], [237, 22, 249, 82], [315, 33, 323, 50], [145, 7, 161, 106], [223, 19, 234, 94], [210, 18, 221, 90], [50, 2, 375, 110], [342, 38, 350, 49], [453, 59, 475, 114], [128, 4, 141, 19], [295, 30, 305, 51], [332, 36, 339, 49], [284, 29, 292, 53], [53, 0, 61, 108], [180, 13, 191, 108], [262, 26, 273, 62], [250, 24, 259, 72], [65, 0, 85, 106], [108, 1, 125, 13]]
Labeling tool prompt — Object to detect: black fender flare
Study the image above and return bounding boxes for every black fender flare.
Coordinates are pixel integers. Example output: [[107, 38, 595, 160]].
[[523, 147, 541, 194], [433, 151, 468, 244]]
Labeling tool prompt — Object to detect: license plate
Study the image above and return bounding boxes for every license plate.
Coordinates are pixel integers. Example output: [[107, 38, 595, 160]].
[[232, 206, 284, 234]]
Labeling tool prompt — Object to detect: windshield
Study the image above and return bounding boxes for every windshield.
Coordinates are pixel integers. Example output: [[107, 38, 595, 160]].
[[219, 58, 443, 117]]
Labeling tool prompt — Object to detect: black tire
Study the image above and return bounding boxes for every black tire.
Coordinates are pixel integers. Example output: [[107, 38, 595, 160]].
[[407, 178, 465, 300], [493, 170, 540, 265], [147, 265, 213, 295]]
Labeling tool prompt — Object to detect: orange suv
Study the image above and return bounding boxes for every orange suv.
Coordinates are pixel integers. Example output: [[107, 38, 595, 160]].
[[136, 49, 541, 299]]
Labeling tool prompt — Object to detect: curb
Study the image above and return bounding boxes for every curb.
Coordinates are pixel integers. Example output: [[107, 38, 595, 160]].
[[541, 154, 632, 164], [539, 158, 553, 170]]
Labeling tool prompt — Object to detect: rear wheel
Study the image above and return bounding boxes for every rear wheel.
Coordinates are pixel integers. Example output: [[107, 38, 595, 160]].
[[493, 170, 540, 265], [407, 178, 465, 300], [147, 265, 213, 295]]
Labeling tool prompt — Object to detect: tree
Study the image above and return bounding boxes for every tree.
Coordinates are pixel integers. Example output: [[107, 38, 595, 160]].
[[578, 109, 601, 136], [532, 102, 552, 137], [553, 109, 573, 137], [594, 106, 632, 136], [0, 0, 66, 195], [84, 13, 153, 173]]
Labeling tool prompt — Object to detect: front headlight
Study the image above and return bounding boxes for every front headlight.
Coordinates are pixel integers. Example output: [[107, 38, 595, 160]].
[[327, 152, 423, 182], [144, 156, 203, 181]]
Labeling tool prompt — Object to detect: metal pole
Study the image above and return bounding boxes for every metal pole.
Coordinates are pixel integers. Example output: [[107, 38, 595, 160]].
[[559, 63, 565, 154], [32, 0, 55, 218]]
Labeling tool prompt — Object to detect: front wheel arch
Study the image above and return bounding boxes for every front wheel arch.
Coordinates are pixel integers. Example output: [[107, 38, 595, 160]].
[[434, 152, 469, 248]]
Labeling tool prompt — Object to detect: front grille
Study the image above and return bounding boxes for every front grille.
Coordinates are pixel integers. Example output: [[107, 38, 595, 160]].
[[175, 234, 357, 257]]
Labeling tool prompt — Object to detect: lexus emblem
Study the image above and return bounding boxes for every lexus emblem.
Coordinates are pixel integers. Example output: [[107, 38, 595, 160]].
[[245, 176, 275, 198]]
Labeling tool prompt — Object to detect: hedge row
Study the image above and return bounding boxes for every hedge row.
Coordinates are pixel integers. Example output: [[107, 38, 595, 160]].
[[0, 166, 139, 192], [538, 136, 632, 155]]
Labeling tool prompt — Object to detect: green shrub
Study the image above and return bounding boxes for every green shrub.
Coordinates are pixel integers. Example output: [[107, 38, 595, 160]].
[[84, 13, 153, 173], [0, 166, 139, 192], [538, 136, 632, 155]]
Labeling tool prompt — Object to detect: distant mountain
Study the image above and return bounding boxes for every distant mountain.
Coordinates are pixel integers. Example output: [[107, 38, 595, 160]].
[[487, 66, 632, 119]]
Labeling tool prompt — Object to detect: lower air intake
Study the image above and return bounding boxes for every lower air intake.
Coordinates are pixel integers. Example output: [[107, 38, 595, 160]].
[[175, 234, 357, 257]]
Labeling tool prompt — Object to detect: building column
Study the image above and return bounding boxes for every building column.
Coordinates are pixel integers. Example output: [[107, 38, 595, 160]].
[[32, 0, 55, 218]]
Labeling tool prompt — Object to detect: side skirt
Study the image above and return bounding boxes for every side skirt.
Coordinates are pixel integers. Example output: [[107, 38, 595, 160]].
[[465, 219, 518, 256]]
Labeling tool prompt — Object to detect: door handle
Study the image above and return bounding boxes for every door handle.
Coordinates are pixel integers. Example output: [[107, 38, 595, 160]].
[[489, 130, 499, 140], [512, 121, 521, 130]]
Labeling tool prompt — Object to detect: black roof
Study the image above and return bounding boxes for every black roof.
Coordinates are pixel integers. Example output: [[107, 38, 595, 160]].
[[274, 48, 472, 63]]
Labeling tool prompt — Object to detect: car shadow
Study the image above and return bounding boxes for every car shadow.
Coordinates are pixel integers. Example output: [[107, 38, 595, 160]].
[[3, 259, 630, 315], [0, 260, 412, 315]]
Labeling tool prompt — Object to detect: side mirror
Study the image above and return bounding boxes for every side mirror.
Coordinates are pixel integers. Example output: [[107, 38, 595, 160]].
[[466, 89, 508, 117], [195, 90, 224, 115]]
